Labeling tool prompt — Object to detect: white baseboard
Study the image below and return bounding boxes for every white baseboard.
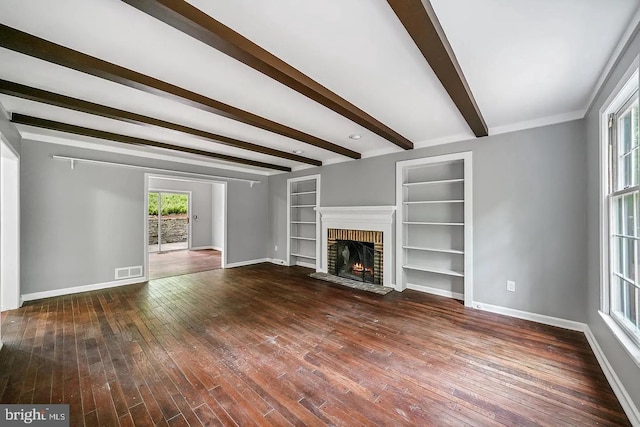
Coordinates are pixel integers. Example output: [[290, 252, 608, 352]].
[[470, 302, 639, 424], [190, 245, 223, 251], [584, 327, 640, 426], [269, 258, 287, 266], [471, 301, 587, 332], [21, 276, 146, 303], [225, 258, 269, 268], [407, 283, 464, 301]]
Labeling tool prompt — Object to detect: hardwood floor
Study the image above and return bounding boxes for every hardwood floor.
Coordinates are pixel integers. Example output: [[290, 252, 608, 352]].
[[148, 249, 221, 279], [0, 263, 629, 426]]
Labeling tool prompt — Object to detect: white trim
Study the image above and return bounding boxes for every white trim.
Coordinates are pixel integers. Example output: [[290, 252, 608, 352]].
[[316, 205, 396, 288], [21, 276, 145, 302], [585, 7, 640, 116], [472, 301, 587, 332], [599, 311, 640, 367], [0, 133, 21, 311], [406, 283, 464, 301], [22, 131, 273, 176], [488, 110, 585, 136], [269, 258, 287, 266], [469, 298, 640, 424], [225, 258, 269, 268], [585, 325, 640, 426]]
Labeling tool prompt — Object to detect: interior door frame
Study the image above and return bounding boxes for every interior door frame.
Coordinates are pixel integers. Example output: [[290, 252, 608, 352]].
[[0, 132, 20, 312], [143, 173, 228, 281], [148, 189, 192, 253]]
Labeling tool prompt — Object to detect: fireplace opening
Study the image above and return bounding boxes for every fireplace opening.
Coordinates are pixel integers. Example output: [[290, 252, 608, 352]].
[[335, 240, 378, 284], [328, 229, 383, 285]]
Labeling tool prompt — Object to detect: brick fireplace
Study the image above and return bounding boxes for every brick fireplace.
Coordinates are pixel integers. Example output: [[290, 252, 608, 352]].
[[328, 229, 383, 285], [315, 206, 396, 289]]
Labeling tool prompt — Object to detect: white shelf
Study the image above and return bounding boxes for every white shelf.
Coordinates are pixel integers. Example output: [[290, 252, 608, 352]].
[[291, 253, 316, 260], [403, 200, 464, 204], [403, 246, 464, 255], [403, 221, 464, 226], [287, 175, 320, 269], [403, 264, 464, 277], [396, 152, 472, 304], [403, 178, 464, 186]]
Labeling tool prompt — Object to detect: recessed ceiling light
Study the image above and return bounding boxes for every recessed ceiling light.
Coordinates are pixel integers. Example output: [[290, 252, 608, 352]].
[[349, 134, 362, 140], [293, 150, 304, 154]]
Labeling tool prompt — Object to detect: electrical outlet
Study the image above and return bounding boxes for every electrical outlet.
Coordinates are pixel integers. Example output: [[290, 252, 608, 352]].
[[507, 280, 516, 292], [274, 245, 278, 252]]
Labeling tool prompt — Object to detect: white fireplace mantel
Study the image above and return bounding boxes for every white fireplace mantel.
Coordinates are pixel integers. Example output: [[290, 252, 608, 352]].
[[315, 206, 396, 289]]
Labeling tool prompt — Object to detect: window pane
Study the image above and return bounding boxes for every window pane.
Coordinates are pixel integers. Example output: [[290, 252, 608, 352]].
[[624, 238, 636, 281], [617, 100, 640, 189]]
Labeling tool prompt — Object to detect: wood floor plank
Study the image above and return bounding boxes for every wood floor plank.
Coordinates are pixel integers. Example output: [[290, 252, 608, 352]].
[[0, 263, 631, 426]]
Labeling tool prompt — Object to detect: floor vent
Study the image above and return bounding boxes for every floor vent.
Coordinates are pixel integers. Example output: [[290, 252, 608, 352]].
[[115, 265, 144, 280]]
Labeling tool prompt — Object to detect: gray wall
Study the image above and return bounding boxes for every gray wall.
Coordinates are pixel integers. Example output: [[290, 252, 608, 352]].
[[149, 177, 213, 248], [269, 120, 587, 321], [585, 26, 640, 408], [20, 139, 268, 294], [212, 183, 225, 250]]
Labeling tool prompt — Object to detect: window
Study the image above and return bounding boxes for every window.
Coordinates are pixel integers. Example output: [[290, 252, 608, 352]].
[[604, 67, 640, 352]]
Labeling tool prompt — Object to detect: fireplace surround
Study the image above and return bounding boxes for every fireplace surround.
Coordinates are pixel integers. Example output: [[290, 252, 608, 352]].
[[315, 206, 396, 289]]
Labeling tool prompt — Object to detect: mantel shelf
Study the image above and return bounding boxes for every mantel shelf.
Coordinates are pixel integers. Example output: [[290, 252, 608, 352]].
[[403, 264, 464, 277]]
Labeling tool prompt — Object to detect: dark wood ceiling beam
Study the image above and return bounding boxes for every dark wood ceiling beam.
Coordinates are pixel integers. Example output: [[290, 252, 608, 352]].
[[0, 80, 321, 166], [0, 24, 360, 159], [10, 114, 291, 172], [121, 0, 414, 151], [387, 0, 488, 137]]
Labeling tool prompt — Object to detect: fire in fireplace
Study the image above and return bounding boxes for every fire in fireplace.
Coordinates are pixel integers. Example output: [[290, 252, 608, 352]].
[[335, 240, 378, 284]]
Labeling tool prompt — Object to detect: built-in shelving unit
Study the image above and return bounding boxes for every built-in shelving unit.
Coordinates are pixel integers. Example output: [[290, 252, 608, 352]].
[[396, 152, 473, 306], [287, 175, 321, 269]]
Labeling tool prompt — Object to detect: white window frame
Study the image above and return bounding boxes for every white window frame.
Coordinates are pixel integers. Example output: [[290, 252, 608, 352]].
[[599, 57, 640, 366]]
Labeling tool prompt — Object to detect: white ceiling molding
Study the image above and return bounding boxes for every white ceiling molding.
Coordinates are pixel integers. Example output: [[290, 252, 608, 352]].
[[488, 110, 586, 137], [585, 5, 640, 116]]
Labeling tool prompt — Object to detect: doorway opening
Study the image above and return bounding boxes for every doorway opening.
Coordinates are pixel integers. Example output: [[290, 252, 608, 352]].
[[148, 191, 191, 253], [144, 174, 227, 280]]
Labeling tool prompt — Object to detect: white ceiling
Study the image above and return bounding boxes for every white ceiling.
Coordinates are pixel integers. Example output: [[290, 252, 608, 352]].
[[0, 0, 638, 175]]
